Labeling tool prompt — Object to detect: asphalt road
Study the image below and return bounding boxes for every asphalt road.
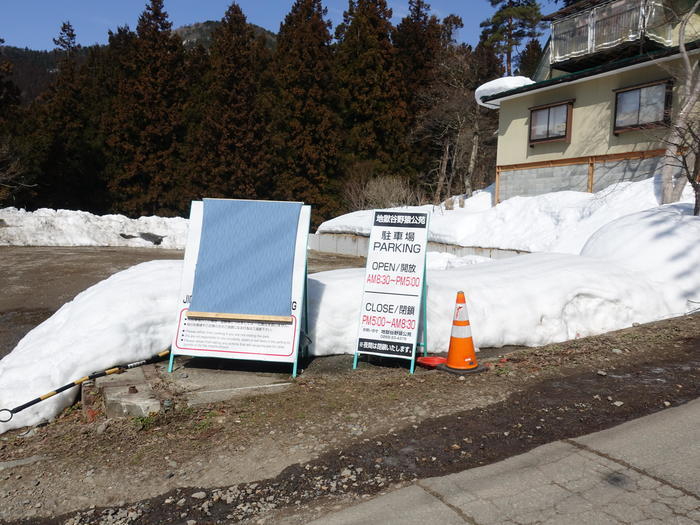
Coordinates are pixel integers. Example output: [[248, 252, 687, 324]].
[[0, 247, 365, 359]]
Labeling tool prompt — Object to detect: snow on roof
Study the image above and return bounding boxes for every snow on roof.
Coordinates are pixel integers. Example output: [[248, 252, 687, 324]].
[[475, 76, 534, 109]]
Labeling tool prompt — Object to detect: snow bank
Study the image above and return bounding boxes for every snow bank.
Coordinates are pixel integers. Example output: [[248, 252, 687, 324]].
[[2, 196, 698, 433], [475, 76, 534, 108], [426, 252, 493, 270], [582, 203, 700, 312], [309, 203, 699, 357], [0, 261, 181, 434], [308, 254, 669, 356], [319, 188, 493, 236], [0, 207, 188, 249], [318, 177, 695, 254]]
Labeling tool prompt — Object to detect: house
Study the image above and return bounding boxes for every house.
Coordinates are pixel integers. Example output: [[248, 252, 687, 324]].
[[480, 0, 699, 203]]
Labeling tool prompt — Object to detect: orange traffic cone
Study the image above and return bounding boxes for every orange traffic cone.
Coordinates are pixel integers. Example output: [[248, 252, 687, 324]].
[[438, 291, 486, 375]]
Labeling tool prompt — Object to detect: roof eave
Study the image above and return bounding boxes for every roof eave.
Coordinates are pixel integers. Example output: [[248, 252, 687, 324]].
[[482, 42, 700, 104]]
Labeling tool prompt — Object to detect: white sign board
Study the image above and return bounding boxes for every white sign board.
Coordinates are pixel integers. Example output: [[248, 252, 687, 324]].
[[171, 201, 310, 366], [356, 211, 428, 361]]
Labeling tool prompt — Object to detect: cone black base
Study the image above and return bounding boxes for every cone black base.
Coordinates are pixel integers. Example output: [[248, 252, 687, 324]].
[[438, 363, 488, 375]]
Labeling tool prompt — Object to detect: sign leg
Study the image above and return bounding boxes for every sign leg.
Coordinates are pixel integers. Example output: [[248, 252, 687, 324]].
[[167, 352, 175, 373], [422, 280, 428, 357], [353, 352, 359, 370]]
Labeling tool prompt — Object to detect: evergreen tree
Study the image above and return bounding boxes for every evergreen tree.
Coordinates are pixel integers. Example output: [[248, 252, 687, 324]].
[[24, 23, 108, 211], [269, 0, 342, 223], [473, 32, 505, 89], [0, 37, 25, 204], [183, 3, 270, 202], [517, 38, 543, 78], [393, 1, 445, 178], [106, 0, 187, 216], [480, 0, 544, 75], [0, 38, 20, 124], [334, 0, 408, 180], [178, 42, 210, 200], [393, 1, 443, 118]]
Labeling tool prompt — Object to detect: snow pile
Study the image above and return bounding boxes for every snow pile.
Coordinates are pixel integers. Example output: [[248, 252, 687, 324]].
[[581, 203, 700, 313], [308, 254, 668, 356], [319, 177, 695, 254], [0, 207, 188, 249], [308, 203, 699, 357], [426, 252, 492, 270], [475, 76, 534, 108], [0, 261, 180, 434]]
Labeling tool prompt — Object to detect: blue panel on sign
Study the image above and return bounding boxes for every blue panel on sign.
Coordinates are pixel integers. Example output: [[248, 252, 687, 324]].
[[189, 199, 302, 318]]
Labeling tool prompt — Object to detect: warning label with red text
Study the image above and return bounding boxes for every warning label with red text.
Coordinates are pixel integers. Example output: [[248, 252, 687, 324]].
[[356, 211, 428, 360]]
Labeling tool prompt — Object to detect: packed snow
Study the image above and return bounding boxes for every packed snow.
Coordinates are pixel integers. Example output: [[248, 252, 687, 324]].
[[1, 177, 699, 433], [0, 261, 180, 433], [475, 76, 534, 108], [0, 207, 188, 249], [318, 177, 695, 254]]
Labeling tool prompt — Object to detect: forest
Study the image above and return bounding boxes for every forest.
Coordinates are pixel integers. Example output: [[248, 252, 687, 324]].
[[0, 0, 556, 225]]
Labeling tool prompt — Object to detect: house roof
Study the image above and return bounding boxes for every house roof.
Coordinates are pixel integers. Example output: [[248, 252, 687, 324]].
[[481, 40, 700, 104]]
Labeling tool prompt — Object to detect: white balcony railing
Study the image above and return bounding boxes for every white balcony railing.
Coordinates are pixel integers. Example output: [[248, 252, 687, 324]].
[[551, 0, 672, 64]]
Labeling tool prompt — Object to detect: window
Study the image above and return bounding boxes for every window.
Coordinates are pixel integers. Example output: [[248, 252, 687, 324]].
[[528, 100, 574, 146], [614, 80, 672, 133]]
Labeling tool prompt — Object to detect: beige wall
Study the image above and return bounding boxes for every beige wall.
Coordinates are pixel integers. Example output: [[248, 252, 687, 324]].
[[495, 59, 689, 166], [670, 12, 700, 45]]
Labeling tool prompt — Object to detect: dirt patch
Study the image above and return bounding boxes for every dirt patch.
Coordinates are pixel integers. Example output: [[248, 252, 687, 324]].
[[0, 247, 184, 359], [1, 313, 698, 524]]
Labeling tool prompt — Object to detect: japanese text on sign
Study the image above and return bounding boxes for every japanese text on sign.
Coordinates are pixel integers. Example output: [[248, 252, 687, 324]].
[[356, 211, 428, 360]]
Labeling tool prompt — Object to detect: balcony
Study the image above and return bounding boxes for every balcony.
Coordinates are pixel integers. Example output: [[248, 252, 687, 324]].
[[550, 0, 673, 71]]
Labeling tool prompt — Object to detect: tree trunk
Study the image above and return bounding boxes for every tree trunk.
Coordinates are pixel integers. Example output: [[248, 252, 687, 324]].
[[434, 139, 450, 204], [506, 15, 513, 76], [692, 150, 700, 216], [661, 127, 691, 204], [661, 1, 700, 204], [464, 113, 480, 196], [446, 129, 462, 196]]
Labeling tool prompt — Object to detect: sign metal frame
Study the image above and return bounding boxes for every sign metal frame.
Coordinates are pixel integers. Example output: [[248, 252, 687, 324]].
[[169, 200, 310, 377]]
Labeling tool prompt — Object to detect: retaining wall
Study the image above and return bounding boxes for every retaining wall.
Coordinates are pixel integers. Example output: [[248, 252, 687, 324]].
[[308, 233, 527, 259]]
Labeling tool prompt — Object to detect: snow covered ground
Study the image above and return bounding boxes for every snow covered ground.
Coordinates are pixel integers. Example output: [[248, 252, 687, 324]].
[[0, 207, 188, 249], [1, 177, 698, 433], [319, 177, 695, 254]]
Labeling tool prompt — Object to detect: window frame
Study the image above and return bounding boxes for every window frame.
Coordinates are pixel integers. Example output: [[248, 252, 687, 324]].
[[613, 79, 673, 135], [528, 99, 575, 147]]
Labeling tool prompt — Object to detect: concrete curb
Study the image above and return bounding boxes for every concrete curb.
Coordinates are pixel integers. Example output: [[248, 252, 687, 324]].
[[307, 399, 700, 524]]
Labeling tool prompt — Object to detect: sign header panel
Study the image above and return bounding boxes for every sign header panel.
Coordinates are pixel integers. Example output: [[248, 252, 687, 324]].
[[356, 211, 428, 361]]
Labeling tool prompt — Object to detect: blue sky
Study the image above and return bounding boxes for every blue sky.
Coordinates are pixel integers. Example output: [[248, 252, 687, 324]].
[[0, 0, 560, 51]]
